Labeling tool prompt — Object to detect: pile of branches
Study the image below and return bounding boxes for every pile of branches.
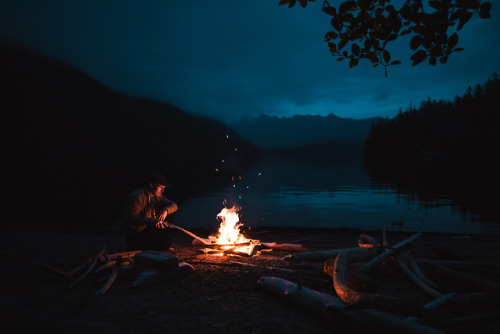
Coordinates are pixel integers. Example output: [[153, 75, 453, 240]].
[[2, 245, 193, 295], [258, 232, 500, 333]]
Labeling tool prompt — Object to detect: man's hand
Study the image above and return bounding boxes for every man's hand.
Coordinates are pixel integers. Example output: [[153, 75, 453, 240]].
[[155, 220, 170, 229], [158, 210, 168, 222]]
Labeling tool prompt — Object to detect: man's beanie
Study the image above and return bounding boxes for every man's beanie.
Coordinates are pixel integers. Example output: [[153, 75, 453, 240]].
[[148, 173, 170, 187]]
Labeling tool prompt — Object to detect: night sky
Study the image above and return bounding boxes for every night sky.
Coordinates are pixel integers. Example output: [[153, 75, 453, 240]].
[[1, 0, 499, 122]]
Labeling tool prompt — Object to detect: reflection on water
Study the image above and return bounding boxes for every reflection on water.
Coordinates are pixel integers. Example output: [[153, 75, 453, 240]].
[[175, 155, 500, 235]]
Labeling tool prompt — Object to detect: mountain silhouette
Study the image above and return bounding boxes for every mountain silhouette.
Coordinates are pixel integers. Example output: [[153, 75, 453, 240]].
[[1, 41, 259, 226], [229, 113, 382, 149]]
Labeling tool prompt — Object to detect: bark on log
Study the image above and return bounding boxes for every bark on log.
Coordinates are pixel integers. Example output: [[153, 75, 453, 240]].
[[360, 233, 422, 273], [286, 247, 378, 262], [257, 277, 446, 334]]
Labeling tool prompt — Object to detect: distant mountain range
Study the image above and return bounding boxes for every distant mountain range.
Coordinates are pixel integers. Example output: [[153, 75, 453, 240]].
[[229, 113, 382, 149], [0, 41, 259, 226]]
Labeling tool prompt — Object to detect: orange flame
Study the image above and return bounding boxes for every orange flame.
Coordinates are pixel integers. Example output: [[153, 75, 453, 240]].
[[215, 206, 254, 254]]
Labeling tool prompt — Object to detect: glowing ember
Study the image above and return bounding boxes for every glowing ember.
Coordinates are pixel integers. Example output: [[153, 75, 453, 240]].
[[215, 206, 254, 254]]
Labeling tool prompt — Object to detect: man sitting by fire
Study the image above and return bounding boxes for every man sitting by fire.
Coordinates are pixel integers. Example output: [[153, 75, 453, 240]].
[[122, 173, 179, 251]]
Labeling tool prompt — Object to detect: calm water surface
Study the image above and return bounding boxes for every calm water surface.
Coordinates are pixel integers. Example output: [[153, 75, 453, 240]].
[[175, 155, 500, 235]]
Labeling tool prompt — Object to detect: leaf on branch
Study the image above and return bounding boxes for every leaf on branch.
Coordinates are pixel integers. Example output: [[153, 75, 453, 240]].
[[410, 35, 422, 50], [299, 0, 308, 8], [351, 43, 360, 56], [278, 0, 291, 6], [448, 33, 459, 49], [411, 50, 427, 66], [390, 60, 401, 65], [429, 1, 445, 10], [328, 42, 337, 53], [457, 11, 473, 30], [325, 31, 338, 41], [382, 49, 391, 63], [349, 57, 359, 68]]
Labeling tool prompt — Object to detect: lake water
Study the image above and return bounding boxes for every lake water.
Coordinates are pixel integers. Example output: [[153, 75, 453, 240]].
[[175, 155, 500, 235]]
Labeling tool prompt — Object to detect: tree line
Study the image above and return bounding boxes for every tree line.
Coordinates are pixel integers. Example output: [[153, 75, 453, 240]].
[[363, 73, 500, 219]]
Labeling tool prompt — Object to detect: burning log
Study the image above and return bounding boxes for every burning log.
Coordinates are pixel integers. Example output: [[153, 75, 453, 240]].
[[360, 233, 422, 273], [257, 277, 446, 334]]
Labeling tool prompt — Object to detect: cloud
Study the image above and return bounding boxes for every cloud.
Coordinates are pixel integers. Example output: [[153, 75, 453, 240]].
[[1, 0, 499, 123]]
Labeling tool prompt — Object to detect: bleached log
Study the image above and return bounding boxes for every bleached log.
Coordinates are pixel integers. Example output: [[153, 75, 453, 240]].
[[418, 259, 500, 276], [358, 234, 380, 248], [261, 242, 307, 252], [285, 247, 378, 262], [95, 257, 121, 295], [257, 277, 445, 334], [324, 258, 378, 293], [132, 262, 194, 288], [94, 260, 117, 275], [418, 260, 500, 293], [134, 250, 179, 271], [451, 310, 500, 324], [69, 244, 108, 289], [395, 256, 443, 298], [424, 292, 457, 309], [333, 252, 367, 304], [406, 255, 439, 289], [360, 233, 422, 273]]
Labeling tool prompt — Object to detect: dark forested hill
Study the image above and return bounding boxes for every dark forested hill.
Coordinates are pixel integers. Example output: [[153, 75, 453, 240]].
[[0, 42, 260, 226], [363, 73, 500, 220]]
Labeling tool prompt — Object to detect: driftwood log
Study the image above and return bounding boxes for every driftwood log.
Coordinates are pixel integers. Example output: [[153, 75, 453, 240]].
[[131, 262, 195, 288], [360, 233, 421, 273], [417, 260, 500, 294], [257, 276, 446, 334], [286, 247, 379, 262]]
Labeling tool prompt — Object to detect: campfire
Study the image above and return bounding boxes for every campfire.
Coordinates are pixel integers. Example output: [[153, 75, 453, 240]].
[[185, 206, 306, 256]]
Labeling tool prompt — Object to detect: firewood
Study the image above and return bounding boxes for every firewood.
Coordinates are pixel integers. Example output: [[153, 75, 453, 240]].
[[360, 233, 421, 273], [94, 260, 117, 275], [257, 277, 446, 334], [69, 244, 108, 289], [95, 257, 121, 295]]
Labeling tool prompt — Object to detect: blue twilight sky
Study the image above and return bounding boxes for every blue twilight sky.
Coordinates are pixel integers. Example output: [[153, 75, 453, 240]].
[[1, 0, 499, 123]]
